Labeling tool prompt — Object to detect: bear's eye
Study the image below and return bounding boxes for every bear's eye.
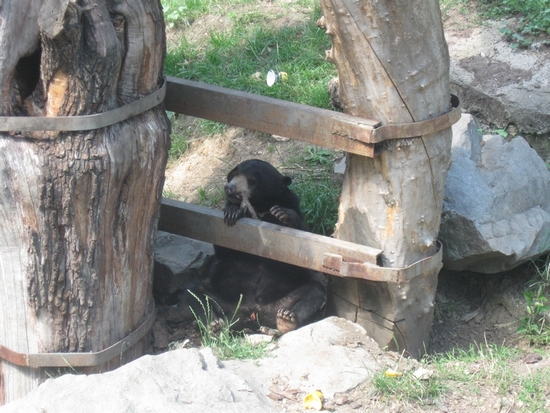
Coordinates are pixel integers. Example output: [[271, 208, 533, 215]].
[[247, 178, 257, 186]]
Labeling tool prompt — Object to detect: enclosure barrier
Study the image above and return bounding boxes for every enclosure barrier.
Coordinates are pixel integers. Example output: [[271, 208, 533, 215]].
[[0, 76, 459, 367]]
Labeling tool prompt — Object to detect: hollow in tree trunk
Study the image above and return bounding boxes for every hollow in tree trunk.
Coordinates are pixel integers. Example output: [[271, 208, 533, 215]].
[[0, 0, 170, 404]]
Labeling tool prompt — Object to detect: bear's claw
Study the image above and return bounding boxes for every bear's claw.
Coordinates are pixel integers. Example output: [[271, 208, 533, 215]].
[[276, 308, 298, 334]]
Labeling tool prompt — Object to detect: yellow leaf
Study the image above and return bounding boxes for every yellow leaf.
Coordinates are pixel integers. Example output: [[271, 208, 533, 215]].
[[303, 390, 324, 410], [384, 369, 403, 378]]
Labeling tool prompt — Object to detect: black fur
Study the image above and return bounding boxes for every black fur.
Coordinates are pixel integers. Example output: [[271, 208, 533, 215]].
[[188, 159, 327, 334]]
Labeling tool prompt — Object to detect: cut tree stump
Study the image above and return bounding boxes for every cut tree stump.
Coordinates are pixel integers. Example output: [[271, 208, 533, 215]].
[[318, 0, 453, 358], [0, 0, 170, 404]]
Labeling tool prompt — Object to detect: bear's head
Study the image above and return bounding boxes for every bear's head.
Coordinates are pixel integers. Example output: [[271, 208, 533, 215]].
[[224, 159, 294, 213]]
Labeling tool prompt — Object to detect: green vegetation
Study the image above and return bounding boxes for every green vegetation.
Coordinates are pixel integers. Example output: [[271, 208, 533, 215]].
[[375, 343, 550, 412], [373, 366, 445, 404], [163, 0, 335, 109], [162, 0, 256, 28], [439, 0, 550, 48], [188, 291, 269, 360], [196, 184, 225, 208], [518, 255, 550, 345], [288, 146, 341, 236]]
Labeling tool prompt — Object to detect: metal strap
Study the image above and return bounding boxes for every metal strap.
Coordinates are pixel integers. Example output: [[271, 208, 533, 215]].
[[0, 304, 155, 368], [322, 241, 443, 282], [372, 94, 461, 143], [0, 79, 166, 132]]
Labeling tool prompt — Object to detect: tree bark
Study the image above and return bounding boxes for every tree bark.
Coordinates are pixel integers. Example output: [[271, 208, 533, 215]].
[[0, 0, 169, 404], [319, 0, 452, 357]]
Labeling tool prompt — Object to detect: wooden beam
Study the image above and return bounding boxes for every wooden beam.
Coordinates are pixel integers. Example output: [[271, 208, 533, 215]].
[[164, 76, 380, 157], [159, 198, 387, 280]]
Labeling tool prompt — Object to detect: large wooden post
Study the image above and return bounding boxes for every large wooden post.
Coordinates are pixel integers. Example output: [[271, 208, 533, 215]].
[[0, 0, 169, 404], [319, 0, 452, 357]]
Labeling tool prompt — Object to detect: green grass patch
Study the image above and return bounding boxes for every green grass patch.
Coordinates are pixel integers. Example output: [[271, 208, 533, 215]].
[[435, 343, 518, 394], [518, 254, 550, 345], [188, 291, 269, 360], [440, 0, 550, 48], [518, 367, 550, 412], [285, 146, 342, 236], [376, 343, 550, 411], [373, 368, 445, 404], [196, 184, 226, 208], [162, 0, 259, 27], [164, 1, 335, 109]]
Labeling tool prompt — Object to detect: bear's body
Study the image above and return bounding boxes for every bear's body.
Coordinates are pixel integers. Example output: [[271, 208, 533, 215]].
[[189, 159, 327, 334]]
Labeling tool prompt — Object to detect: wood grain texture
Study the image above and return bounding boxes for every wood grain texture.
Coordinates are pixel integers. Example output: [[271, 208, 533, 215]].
[[0, 0, 169, 403], [319, 0, 452, 357]]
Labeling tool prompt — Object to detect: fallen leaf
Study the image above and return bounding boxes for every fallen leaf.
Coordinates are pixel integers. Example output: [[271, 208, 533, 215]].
[[303, 390, 324, 411]]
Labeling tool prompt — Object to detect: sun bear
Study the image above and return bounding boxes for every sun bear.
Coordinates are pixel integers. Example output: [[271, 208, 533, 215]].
[[189, 159, 327, 334]]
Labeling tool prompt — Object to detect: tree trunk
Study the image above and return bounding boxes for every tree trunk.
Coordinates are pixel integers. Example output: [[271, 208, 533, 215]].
[[319, 0, 452, 357], [0, 0, 169, 404]]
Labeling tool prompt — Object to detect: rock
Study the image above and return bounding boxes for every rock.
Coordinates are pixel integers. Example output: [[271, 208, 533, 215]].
[[0, 347, 277, 413], [0, 318, 415, 413], [224, 317, 415, 399], [154, 231, 214, 304], [440, 114, 550, 273], [446, 21, 550, 135]]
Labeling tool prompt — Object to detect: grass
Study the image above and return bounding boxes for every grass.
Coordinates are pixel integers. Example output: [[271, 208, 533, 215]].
[[162, 0, 249, 28], [518, 255, 550, 345], [196, 184, 225, 208], [163, 0, 341, 233], [288, 146, 341, 236], [373, 366, 445, 404], [440, 0, 550, 48], [187, 291, 269, 360], [375, 342, 550, 412], [164, 0, 335, 110]]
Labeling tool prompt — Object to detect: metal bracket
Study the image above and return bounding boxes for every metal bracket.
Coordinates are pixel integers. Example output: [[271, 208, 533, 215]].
[[322, 242, 443, 283], [0, 79, 166, 132], [0, 304, 155, 368], [371, 95, 461, 143]]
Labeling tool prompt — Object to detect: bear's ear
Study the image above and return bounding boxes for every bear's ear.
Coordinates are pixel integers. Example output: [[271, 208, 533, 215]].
[[226, 166, 239, 182], [282, 176, 292, 186]]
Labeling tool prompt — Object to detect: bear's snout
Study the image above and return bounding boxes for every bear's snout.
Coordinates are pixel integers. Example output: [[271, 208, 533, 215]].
[[224, 182, 242, 201], [224, 182, 235, 195]]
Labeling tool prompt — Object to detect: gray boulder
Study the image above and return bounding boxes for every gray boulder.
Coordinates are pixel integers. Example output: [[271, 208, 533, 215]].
[[0, 347, 277, 413], [0, 317, 415, 413], [154, 231, 214, 303], [440, 114, 550, 273], [225, 316, 388, 399]]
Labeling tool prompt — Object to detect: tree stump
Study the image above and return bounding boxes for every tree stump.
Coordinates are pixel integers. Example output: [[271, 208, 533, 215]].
[[0, 0, 170, 404], [318, 0, 453, 357]]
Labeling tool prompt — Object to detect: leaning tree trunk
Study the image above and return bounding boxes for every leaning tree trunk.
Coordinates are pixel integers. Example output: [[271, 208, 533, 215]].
[[0, 0, 170, 404], [319, 0, 452, 357]]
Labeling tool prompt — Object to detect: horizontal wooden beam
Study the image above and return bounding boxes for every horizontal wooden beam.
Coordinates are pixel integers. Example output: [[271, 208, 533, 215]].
[[159, 198, 388, 280], [164, 76, 380, 157], [159, 199, 443, 283]]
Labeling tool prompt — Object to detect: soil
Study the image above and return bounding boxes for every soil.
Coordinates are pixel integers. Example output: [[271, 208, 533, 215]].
[[156, 3, 550, 412]]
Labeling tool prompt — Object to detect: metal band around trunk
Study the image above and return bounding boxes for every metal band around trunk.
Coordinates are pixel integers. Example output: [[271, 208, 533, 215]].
[[0, 304, 155, 368], [0, 79, 166, 132], [371, 95, 461, 143]]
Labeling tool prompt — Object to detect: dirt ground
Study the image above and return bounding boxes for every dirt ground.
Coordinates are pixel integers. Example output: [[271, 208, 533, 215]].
[[157, 3, 550, 411]]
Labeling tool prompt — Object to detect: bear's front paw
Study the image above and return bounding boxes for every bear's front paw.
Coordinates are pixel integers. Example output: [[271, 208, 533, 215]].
[[269, 205, 292, 226], [276, 309, 298, 334], [224, 204, 246, 226]]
